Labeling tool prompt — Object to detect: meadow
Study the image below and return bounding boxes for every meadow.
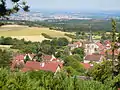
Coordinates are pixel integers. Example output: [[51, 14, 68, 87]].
[[0, 25, 72, 42]]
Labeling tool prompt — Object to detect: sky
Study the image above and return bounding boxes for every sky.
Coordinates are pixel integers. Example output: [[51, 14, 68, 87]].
[[8, 0, 120, 11]]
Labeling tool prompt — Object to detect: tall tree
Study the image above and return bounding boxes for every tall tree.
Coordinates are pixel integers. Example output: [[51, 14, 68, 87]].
[[111, 19, 117, 79], [117, 33, 120, 43], [0, 0, 29, 19]]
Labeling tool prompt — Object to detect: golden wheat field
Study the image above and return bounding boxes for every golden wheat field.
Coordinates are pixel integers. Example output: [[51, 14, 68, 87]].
[[0, 25, 72, 42]]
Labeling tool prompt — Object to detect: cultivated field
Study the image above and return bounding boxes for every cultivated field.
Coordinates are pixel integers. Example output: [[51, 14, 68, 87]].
[[0, 25, 72, 42]]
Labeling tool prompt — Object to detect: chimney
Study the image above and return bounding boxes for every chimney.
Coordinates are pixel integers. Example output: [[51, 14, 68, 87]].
[[40, 62, 45, 67]]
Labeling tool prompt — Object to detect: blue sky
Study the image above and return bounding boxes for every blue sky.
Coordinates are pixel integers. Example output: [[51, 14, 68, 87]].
[[8, 0, 120, 11]]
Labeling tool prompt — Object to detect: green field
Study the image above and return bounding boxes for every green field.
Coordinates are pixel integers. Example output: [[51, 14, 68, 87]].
[[93, 35, 101, 40], [0, 25, 72, 42]]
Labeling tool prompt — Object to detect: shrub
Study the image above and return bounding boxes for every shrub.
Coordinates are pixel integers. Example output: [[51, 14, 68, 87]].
[[65, 33, 76, 39], [41, 33, 53, 39]]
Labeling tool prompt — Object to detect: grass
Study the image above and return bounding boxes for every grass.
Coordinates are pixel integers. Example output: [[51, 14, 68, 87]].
[[0, 45, 12, 48], [93, 35, 101, 40], [0, 26, 66, 36], [0, 25, 72, 42], [0, 45, 19, 52]]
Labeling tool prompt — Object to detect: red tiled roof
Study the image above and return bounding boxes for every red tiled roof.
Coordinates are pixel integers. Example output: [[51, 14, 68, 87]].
[[104, 40, 111, 45], [85, 54, 102, 61], [96, 42, 105, 50], [108, 50, 119, 55], [14, 55, 25, 61], [100, 51, 105, 55], [81, 63, 91, 69], [100, 49, 119, 56], [14, 53, 35, 61], [73, 42, 82, 46], [21, 61, 63, 72], [42, 55, 53, 61], [52, 58, 57, 61]]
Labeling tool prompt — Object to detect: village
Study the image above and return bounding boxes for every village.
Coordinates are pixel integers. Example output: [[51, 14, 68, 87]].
[[1, 0, 120, 89], [10, 28, 120, 75]]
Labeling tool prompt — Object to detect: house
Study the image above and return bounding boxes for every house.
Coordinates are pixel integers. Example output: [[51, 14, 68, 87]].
[[96, 42, 105, 51], [100, 49, 119, 56], [21, 61, 63, 74], [41, 54, 56, 62], [11, 53, 35, 69], [13, 53, 35, 61], [80, 63, 92, 69], [11, 54, 63, 71], [73, 41, 82, 47], [84, 54, 104, 63], [68, 44, 78, 50], [68, 41, 82, 50], [104, 40, 111, 49]]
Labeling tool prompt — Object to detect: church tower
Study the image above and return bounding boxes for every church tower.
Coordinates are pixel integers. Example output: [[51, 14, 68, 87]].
[[88, 25, 93, 43], [85, 24, 96, 55]]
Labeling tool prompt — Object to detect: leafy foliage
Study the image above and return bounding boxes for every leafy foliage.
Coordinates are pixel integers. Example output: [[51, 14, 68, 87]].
[[64, 56, 85, 74], [57, 38, 69, 46], [64, 33, 76, 39], [0, 68, 114, 90], [72, 48, 84, 62], [0, 49, 12, 68], [0, 0, 29, 19], [87, 19, 120, 89], [88, 60, 112, 83], [41, 33, 53, 39]]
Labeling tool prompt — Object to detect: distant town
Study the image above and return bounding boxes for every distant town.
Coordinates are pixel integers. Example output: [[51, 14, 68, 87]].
[[9, 10, 120, 21]]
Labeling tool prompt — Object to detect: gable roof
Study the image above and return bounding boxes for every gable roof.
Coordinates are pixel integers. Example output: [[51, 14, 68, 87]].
[[21, 61, 63, 72], [13, 53, 35, 60], [68, 44, 77, 47], [100, 49, 119, 56], [85, 54, 102, 61], [96, 42, 105, 50], [104, 40, 111, 45], [73, 41, 82, 46], [41, 55, 54, 61], [14, 54, 25, 61]]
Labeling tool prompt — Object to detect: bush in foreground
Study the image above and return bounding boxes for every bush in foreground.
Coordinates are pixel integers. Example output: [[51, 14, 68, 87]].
[[0, 68, 114, 90]]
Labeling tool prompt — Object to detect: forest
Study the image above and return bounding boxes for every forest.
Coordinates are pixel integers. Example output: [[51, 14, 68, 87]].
[[1, 19, 120, 32]]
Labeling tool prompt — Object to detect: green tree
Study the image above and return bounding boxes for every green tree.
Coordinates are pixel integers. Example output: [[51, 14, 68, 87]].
[[72, 54, 84, 62], [63, 47, 70, 56], [117, 33, 120, 43], [0, 68, 114, 90], [88, 60, 112, 83], [1, 37, 13, 45], [64, 56, 84, 74], [0, 49, 12, 67], [51, 38, 58, 46], [87, 19, 120, 89], [63, 66, 79, 76], [57, 38, 69, 46], [41, 44, 56, 55], [0, 0, 29, 19], [72, 48, 84, 62], [24, 54, 30, 63]]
